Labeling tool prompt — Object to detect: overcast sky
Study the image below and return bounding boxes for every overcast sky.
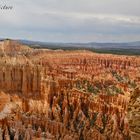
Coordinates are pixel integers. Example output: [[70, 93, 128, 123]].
[[0, 0, 140, 42]]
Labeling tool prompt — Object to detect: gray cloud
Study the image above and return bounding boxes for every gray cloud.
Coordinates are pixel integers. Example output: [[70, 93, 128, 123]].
[[0, 0, 140, 42]]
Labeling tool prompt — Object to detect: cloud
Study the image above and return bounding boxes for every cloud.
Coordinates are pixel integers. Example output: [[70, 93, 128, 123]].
[[0, 0, 140, 42]]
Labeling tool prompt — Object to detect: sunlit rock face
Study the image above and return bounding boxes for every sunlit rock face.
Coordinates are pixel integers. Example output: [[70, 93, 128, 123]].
[[0, 40, 140, 139]]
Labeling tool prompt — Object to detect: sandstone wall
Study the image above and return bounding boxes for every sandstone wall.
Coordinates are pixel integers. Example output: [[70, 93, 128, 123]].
[[0, 65, 42, 98]]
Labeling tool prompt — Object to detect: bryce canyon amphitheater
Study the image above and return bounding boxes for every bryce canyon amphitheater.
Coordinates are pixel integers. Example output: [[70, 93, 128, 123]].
[[0, 39, 140, 140]]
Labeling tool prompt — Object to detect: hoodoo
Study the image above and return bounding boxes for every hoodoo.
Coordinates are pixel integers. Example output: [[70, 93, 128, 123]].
[[0, 40, 139, 139]]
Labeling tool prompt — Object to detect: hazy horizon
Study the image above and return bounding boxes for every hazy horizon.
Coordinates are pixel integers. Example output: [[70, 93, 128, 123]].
[[0, 0, 140, 43], [1, 37, 140, 44]]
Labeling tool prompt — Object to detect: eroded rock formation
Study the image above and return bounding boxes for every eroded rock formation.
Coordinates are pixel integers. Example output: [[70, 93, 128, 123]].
[[0, 40, 140, 140], [127, 87, 140, 140]]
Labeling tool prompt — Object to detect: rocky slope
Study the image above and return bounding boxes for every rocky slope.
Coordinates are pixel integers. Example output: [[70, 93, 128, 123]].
[[0, 40, 140, 140], [127, 87, 140, 140]]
